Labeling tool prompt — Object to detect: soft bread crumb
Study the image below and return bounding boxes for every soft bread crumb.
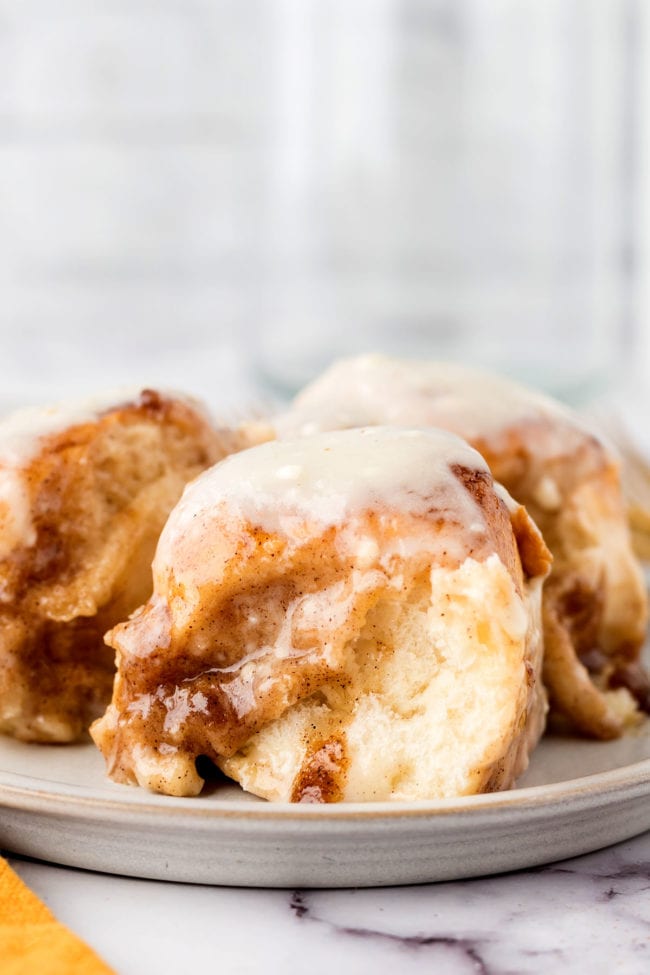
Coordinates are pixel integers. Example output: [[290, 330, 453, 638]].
[[220, 555, 544, 802]]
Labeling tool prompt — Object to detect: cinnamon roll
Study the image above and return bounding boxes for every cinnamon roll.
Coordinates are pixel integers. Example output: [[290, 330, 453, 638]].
[[92, 426, 550, 801], [276, 355, 649, 739], [0, 389, 241, 742]]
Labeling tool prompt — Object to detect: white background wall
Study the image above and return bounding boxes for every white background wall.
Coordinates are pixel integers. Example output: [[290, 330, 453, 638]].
[[638, 1, 650, 384], [0, 1, 646, 411]]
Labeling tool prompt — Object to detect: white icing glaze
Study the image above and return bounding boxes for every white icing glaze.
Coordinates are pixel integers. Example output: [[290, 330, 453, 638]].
[[276, 355, 605, 461], [0, 386, 204, 558], [0, 387, 150, 557], [532, 475, 562, 511], [0, 470, 36, 560], [155, 427, 499, 577], [0, 386, 148, 467]]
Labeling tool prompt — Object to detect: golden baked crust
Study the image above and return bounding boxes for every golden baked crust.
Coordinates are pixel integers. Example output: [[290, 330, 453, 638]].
[[475, 425, 648, 737], [277, 355, 649, 739], [0, 389, 241, 742], [92, 427, 550, 801]]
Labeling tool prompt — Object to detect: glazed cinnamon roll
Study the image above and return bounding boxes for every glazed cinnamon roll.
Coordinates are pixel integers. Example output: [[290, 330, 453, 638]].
[[92, 427, 550, 801], [276, 355, 649, 739], [0, 389, 242, 742]]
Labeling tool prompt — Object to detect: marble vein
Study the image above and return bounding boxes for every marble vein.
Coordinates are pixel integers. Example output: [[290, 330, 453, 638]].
[[283, 833, 650, 975]]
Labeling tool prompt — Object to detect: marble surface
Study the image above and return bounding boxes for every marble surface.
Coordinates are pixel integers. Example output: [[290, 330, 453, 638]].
[[6, 833, 650, 974]]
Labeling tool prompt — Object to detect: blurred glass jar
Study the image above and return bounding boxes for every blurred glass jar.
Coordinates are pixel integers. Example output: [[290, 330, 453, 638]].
[[253, 0, 640, 402]]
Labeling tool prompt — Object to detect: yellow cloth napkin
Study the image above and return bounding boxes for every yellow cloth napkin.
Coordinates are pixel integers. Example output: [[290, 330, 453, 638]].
[[0, 857, 115, 975]]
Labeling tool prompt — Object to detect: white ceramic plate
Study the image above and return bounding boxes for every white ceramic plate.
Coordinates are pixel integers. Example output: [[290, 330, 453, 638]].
[[1, 726, 649, 888]]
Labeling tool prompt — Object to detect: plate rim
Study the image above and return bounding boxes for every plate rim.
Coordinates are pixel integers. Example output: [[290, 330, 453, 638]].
[[1, 748, 649, 825], [2, 740, 650, 887]]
